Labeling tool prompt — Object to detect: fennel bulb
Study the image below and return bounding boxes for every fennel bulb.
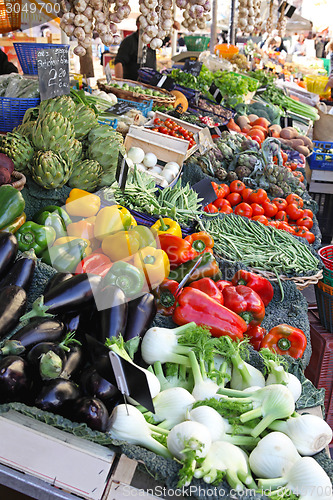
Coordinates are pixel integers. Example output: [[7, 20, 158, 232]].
[[264, 358, 302, 402], [107, 404, 171, 459], [269, 413, 333, 456], [230, 359, 265, 390], [188, 351, 219, 401], [150, 387, 195, 429], [249, 432, 300, 478], [151, 362, 193, 392], [187, 406, 225, 441]]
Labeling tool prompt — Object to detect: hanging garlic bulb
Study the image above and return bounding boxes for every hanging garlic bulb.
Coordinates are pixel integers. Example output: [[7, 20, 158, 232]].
[[82, 6, 93, 18], [83, 20, 92, 33], [62, 24, 75, 36], [150, 37, 163, 49], [142, 32, 153, 44], [80, 36, 93, 48], [95, 22, 108, 35], [74, 14, 89, 26], [73, 26, 85, 40], [145, 24, 158, 38], [101, 33, 114, 45], [74, 44, 86, 56], [74, 0, 87, 12]]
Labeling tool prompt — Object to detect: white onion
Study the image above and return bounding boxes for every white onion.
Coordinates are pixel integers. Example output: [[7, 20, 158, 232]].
[[143, 152, 158, 168], [73, 26, 86, 40], [74, 44, 86, 56], [127, 147, 145, 164], [161, 169, 175, 184], [135, 163, 146, 172], [164, 161, 180, 175], [150, 37, 163, 49], [150, 166, 162, 175]]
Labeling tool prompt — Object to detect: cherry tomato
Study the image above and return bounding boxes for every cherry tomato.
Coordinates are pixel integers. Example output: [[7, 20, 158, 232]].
[[272, 198, 288, 211], [249, 189, 268, 205], [229, 180, 246, 194], [286, 193, 303, 208], [242, 187, 253, 202], [275, 210, 288, 222], [213, 198, 231, 210], [234, 202, 253, 218], [252, 215, 269, 225], [286, 161, 298, 171], [154, 118, 162, 125], [285, 203, 304, 221], [294, 227, 308, 236], [227, 192, 242, 206], [303, 209, 313, 219], [296, 216, 313, 230], [262, 200, 278, 218], [158, 126, 168, 134], [219, 205, 233, 214], [204, 203, 218, 214], [251, 203, 265, 217], [152, 127, 159, 132]]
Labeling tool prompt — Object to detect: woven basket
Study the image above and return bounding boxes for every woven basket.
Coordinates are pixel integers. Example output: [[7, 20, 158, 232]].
[[97, 78, 175, 106], [248, 267, 323, 290], [4, 171, 26, 191]]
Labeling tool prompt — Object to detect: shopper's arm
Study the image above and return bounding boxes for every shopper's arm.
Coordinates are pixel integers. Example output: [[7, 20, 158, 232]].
[[325, 76, 333, 91], [114, 62, 123, 78]]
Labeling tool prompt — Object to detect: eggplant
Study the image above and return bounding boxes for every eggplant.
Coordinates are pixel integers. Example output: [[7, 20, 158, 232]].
[[35, 378, 80, 415], [27, 342, 67, 368], [0, 285, 27, 340], [124, 293, 156, 341], [0, 254, 36, 291], [0, 233, 18, 281], [0, 356, 31, 403], [0, 318, 66, 356], [80, 366, 121, 410], [61, 304, 97, 336], [95, 285, 128, 342], [43, 272, 73, 295], [60, 345, 84, 380], [71, 397, 109, 432]]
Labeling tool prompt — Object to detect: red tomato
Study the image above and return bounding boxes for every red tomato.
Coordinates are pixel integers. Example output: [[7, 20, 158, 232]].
[[292, 171, 304, 182], [285, 203, 304, 221], [248, 130, 265, 143], [272, 198, 288, 211], [211, 182, 225, 199], [267, 221, 280, 228], [227, 192, 242, 206], [234, 202, 253, 218], [303, 231, 315, 244], [262, 200, 278, 218], [303, 209, 313, 219], [286, 193, 303, 208], [285, 161, 298, 171], [220, 183, 230, 198], [229, 180, 246, 194], [242, 187, 253, 202], [278, 222, 295, 234], [251, 117, 270, 129], [252, 215, 269, 225], [250, 135, 263, 145], [158, 126, 168, 134], [296, 216, 313, 230], [251, 125, 268, 135], [251, 203, 265, 217], [275, 210, 288, 222], [294, 227, 308, 236], [213, 198, 231, 210], [249, 189, 268, 205], [281, 151, 288, 164], [219, 205, 233, 214], [204, 203, 218, 214]]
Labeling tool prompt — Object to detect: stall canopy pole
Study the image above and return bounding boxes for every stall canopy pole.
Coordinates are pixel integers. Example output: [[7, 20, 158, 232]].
[[229, 0, 236, 45], [210, 0, 217, 54]]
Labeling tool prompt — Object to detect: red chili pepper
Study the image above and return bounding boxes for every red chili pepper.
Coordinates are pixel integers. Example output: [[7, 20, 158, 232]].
[[231, 270, 274, 307], [222, 285, 265, 327], [75, 251, 112, 277], [215, 280, 232, 293], [172, 288, 247, 341], [189, 278, 223, 304], [260, 324, 307, 359], [245, 325, 266, 350], [184, 231, 214, 257], [158, 233, 196, 270], [153, 279, 179, 316]]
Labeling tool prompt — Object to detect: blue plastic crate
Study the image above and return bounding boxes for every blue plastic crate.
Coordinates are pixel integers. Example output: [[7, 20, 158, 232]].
[[0, 96, 40, 132], [308, 140, 333, 171], [97, 117, 118, 129], [118, 97, 153, 117], [14, 43, 70, 75]]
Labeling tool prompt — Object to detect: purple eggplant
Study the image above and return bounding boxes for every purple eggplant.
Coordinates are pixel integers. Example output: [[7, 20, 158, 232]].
[[43, 272, 73, 295], [124, 293, 156, 341], [71, 397, 109, 432], [27, 342, 67, 369], [60, 345, 84, 380], [0, 285, 27, 340], [0, 356, 31, 403], [0, 233, 18, 280], [80, 366, 121, 410], [95, 285, 127, 342], [0, 252, 36, 291], [35, 378, 80, 415]]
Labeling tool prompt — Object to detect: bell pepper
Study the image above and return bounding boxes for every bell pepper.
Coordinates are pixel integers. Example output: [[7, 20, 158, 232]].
[[0, 185, 25, 230], [245, 325, 266, 351], [189, 278, 223, 304], [116, 205, 137, 228], [41, 238, 88, 273], [222, 285, 265, 327], [158, 233, 196, 270], [0, 212, 26, 233], [67, 219, 100, 252], [102, 231, 140, 261], [33, 205, 72, 228], [215, 280, 232, 293], [103, 260, 145, 297], [134, 246, 170, 289], [173, 288, 247, 341], [260, 324, 307, 359], [66, 189, 101, 218], [16, 221, 56, 256], [184, 231, 214, 256], [153, 278, 179, 316], [231, 270, 274, 307], [53, 236, 92, 256], [168, 252, 221, 284], [94, 206, 133, 241], [129, 225, 156, 249], [151, 216, 182, 238], [75, 251, 112, 277], [34, 211, 67, 239]]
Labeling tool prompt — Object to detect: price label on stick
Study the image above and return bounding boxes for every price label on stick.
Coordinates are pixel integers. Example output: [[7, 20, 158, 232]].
[[37, 47, 70, 101], [183, 60, 203, 76], [209, 83, 223, 104]]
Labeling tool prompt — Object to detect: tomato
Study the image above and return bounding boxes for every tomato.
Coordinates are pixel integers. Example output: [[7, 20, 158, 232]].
[[286, 193, 303, 208], [252, 215, 269, 225], [296, 216, 313, 230], [278, 222, 295, 234], [248, 129, 266, 142], [152, 127, 159, 132], [251, 203, 265, 217], [286, 161, 298, 171], [227, 192, 242, 206], [281, 151, 288, 164], [242, 188, 253, 202], [267, 221, 280, 228], [154, 118, 162, 125], [262, 200, 278, 218], [294, 227, 308, 236], [272, 198, 288, 211], [242, 126, 251, 133], [211, 182, 225, 199], [204, 203, 218, 214], [275, 210, 288, 222], [250, 135, 263, 145], [251, 125, 268, 135], [292, 170, 304, 181], [234, 202, 253, 218], [229, 180, 246, 194], [252, 117, 270, 129], [213, 198, 231, 210], [303, 209, 313, 219], [219, 205, 233, 214], [302, 231, 315, 244], [220, 183, 230, 198], [249, 189, 268, 205], [285, 203, 304, 221]]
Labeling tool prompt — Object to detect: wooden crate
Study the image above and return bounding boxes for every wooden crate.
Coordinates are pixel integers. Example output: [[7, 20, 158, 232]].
[[309, 169, 333, 194]]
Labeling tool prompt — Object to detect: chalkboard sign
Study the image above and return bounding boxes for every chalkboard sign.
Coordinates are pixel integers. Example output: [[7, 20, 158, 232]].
[[209, 83, 223, 104], [37, 47, 70, 101], [154, 74, 174, 91], [191, 178, 216, 207], [106, 101, 137, 115], [183, 60, 203, 76]]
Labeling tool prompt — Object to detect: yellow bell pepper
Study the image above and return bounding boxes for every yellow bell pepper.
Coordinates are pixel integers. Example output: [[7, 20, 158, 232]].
[[134, 247, 170, 289], [151, 216, 182, 238], [66, 189, 100, 218], [94, 205, 133, 241], [53, 236, 92, 256], [102, 230, 140, 261], [117, 205, 137, 229]]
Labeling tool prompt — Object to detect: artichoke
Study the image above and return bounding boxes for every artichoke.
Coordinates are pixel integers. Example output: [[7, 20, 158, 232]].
[[22, 107, 39, 124], [227, 171, 238, 182], [268, 184, 284, 198], [87, 133, 125, 187], [0, 132, 34, 173], [13, 121, 36, 142], [235, 166, 251, 179], [38, 95, 76, 120], [68, 159, 102, 192], [66, 139, 83, 167], [32, 111, 75, 155], [215, 167, 228, 180], [72, 103, 99, 140], [87, 125, 119, 144], [31, 150, 72, 189]]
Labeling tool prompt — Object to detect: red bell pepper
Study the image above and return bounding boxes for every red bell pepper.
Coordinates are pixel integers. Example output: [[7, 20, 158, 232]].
[[245, 325, 266, 351], [189, 278, 223, 304], [75, 251, 112, 277], [260, 324, 307, 359], [231, 270, 274, 307], [158, 233, 196, 270], [153, 279, 179, 316], [215, 280, 232, 293], [172, 288, 247, 341], [184, 231, 214, 256], [222, 285, 265, 327]]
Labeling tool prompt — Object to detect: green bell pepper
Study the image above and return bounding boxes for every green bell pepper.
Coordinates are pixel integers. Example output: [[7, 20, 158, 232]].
[[41, 238, 88, 273], [129, 225, 156, 249], [103, 261, 145, 297], [33, 205, 72, 228], [168, 252, 221, 283], [33, 211, 67, 239], [0, 185, 25, 230], [16, 221, 56, 256]]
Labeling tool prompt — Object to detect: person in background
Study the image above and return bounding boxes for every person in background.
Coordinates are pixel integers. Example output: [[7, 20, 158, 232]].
[[324, 76, 333, 91], [325, 39, 333, 60], [177, 33, 186, 48], [291, 34, 306, 56], [315, 35, 325, 58], [0, 49, 18, 75]]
